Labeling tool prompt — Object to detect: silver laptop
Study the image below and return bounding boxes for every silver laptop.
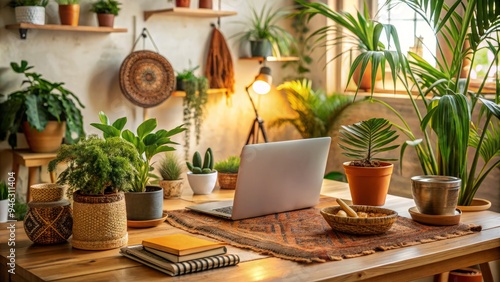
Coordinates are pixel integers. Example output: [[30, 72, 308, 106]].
[[186, 137, 331, 220]]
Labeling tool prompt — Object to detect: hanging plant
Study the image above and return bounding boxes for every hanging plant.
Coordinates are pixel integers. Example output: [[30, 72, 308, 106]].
[[182, 75, 209, 159]]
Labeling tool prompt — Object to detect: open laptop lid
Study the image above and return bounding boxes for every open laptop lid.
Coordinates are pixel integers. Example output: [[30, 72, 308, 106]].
[[230, 137, 331, 220]]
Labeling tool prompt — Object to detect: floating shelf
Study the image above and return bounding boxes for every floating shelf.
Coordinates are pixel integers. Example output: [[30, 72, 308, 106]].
[[144, 7, 237, 21], [172, 88, 228, 97], [240, 56, 300, 63], [5, 23, 127, 39]]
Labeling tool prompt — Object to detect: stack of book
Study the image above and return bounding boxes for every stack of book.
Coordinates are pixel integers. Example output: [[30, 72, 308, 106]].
[[120, 234, 240, 276]]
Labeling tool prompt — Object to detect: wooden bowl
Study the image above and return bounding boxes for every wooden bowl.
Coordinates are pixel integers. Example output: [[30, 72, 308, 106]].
[[321, 205, 398, 235]]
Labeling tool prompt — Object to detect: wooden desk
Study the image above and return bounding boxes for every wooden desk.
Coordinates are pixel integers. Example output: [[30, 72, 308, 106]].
[[11, 150, 57, 202], [1, 180, 499, 282]]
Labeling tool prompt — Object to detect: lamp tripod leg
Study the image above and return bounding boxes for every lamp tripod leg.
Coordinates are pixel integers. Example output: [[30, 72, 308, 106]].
[[245, 117, 268, 145]]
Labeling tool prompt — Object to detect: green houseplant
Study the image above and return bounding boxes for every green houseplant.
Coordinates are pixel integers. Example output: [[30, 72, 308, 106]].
[[299, 0, 500, 207], [338, 117, 400, 206], [0, 60, 85, 152], [214, 156, 240, 189], [231, 3, 295, 57], [48, 135, 140, 250], [91, 111, 185, 220], [0, 181, 9, 223], [158, 152, 184, 198], [89, 0, 121, 27], [186, 148, 217, 194]]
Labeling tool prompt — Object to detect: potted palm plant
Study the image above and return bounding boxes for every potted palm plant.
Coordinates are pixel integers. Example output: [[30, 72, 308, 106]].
[[231, 3, 295, 57], [9, 0, 48, 25], [0, 60, 85, 152], [214, 156, 240, 190], [298, 0, 499, 209], [91, 112, 185, 221], [186, 148, 217, 194], [55, 0, 80, 26], [89, 0, 121, 27], [158, 152, 185, 198], [338, 117, 400, 206], [48, 135, 141, 250]]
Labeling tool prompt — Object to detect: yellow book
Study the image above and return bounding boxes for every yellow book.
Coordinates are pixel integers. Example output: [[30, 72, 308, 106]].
[[142, 234, 225, 256]]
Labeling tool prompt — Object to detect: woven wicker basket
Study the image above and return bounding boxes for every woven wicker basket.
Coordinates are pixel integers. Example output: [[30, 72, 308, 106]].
[[71, 191, 128, 250], [321, 205, 397, 235], [217, 173, 238, 189], [30, 183, 64, 202], [24, 200, 73, 245]]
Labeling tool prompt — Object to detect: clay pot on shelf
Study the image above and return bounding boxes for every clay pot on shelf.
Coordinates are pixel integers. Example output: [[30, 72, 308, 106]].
[[199, 0, 212, 9], [176, 0, 190, 8], [97, 14, 114, 27], [22, 121, 66, 153], [58, 4, 80, 26]]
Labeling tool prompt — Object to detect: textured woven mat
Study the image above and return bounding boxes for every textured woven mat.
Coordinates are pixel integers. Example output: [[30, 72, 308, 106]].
[[166, 197, 481, 263]]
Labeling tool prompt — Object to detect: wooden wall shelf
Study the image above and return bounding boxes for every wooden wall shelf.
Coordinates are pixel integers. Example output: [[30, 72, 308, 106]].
[[144, 7, 237, 21], [240, 56, 300, 63], [172, 88, 227, 97], [5, 23, 128, 39]]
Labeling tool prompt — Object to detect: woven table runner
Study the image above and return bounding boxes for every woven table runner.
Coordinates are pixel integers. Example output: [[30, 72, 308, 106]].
[[166, 197, 481, 263]]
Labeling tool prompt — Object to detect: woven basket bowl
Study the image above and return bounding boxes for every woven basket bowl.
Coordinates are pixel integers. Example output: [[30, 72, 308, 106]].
[[321, 205, 398, 235], [31, 183, 64, 202], [217, 173, 238, 189]]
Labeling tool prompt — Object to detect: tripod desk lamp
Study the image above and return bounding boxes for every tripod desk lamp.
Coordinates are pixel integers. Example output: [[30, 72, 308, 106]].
[[245, 66, 272, 145]]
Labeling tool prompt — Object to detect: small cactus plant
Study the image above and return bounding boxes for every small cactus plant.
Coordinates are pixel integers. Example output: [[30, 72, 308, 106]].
[[186, 148, 215, 174]]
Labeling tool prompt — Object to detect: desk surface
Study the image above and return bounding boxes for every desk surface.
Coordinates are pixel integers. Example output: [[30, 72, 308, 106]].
[[1, 180, 499, 282]]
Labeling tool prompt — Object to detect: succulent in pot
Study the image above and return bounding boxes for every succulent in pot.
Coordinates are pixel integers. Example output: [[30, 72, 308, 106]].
[[186, 148, 217, 195], [158, 152, 185, 198], [91, 112, 186, 221], [338, 117, 400, 206], [0, 60, 85, 152]]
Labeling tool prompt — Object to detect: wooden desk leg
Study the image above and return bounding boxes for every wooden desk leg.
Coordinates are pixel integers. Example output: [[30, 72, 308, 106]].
[[479, 262, 493, 282], [27, 167, 38, 203], [49, 171, 56, 183], [433, 272, 448, 282]]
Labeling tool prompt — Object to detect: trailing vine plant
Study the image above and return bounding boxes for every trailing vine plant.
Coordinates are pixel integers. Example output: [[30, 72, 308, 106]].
[[182, 75, 209, 160]]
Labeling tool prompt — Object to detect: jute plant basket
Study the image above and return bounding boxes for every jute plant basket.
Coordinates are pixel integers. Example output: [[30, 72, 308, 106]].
[[30, 183, 64, 202], [217, 173, 238, 189], [71, 191, 128, 250]]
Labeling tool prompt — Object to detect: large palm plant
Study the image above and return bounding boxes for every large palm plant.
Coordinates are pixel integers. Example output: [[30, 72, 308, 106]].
[[270, 79, 354, 138], [298, 0, 500, 206]]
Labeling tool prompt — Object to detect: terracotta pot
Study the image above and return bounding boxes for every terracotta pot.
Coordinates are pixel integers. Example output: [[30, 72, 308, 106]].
[[176, 0, 190, 7], [352, 61, 382, 90], [448, 268, 482, 282], [343, 161, 393, 206], [97, 13, 114, 27], [457, 198, 491, 212], [199, 0, 213, 9], [72, 191, 128, 250], [22, 121, 66, 153], [58, 4, 80, 26], [159, 179, 184, 198]]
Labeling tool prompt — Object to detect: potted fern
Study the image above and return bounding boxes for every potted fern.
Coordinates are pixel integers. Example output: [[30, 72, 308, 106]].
[[48, 135, 141, 250], [186, 148, 217, 194], [0, 60, 85, 152], [158, 152, 184, 198], [338, 118, 400, 206], [91, 112, 185, 221], [89, 0, 121, 27], [214, 156, 240, 190]]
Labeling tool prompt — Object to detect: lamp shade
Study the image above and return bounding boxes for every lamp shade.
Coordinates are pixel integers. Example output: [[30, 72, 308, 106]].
[[251, 66, 272, 94]]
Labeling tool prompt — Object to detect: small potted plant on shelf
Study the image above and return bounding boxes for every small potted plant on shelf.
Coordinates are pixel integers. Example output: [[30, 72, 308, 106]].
[[0, 60, 85, 153], [89, 0, 121, 27], [55, 0, 80, 26], [186, 148, 217, 195], [48, 135, 141, 250], [9, 0, 48, 25], [91, 112, 185, 221], [338, 117, 400, 206], [231, 3, 295, 57], [158, 152, 185, 198], [214, 156, 240, 190]]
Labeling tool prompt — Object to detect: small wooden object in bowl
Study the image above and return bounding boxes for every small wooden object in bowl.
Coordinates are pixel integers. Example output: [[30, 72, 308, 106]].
[[321, 205, 398, 235]]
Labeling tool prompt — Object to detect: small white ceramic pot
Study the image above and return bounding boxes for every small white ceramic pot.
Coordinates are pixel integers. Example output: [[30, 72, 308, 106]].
[[186, 171, 217, 195]]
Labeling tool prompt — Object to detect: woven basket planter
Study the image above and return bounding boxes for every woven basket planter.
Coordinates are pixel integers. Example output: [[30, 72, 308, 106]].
[[30, 183, 64, 202], [15, 6, 45, 25], [24, 200, 73, 244], [159, 179, 184, 198], [71, 191, 128, 250], [217, 173, 238, 189]]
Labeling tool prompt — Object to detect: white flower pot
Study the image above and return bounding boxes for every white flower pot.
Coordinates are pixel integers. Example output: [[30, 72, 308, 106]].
[[187, 171, 217, 195], [15, 6, 45, 25], [0, 199, 9, 223]]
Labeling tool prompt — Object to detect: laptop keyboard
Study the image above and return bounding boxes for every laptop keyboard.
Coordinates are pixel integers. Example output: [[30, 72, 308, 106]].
[[213, 206, 233, 215]]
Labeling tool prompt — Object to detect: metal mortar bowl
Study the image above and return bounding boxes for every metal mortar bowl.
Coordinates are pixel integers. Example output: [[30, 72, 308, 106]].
[[411, 175, 461, 215]]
